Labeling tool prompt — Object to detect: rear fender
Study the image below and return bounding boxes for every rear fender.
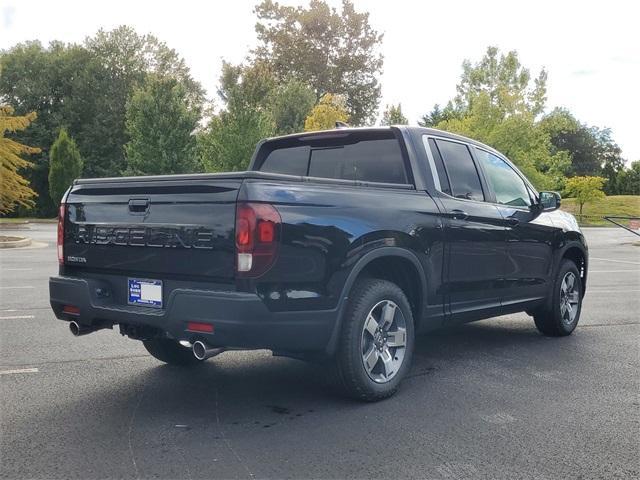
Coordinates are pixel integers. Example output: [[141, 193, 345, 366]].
[[324, 247, 426, 356]]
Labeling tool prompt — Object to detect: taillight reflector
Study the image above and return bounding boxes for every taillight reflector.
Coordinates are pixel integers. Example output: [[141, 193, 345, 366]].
[[57, 204, 66, 265], [235, 202, 281, 277], [62, 305, 80, 315], [187, 322, 214, 333]]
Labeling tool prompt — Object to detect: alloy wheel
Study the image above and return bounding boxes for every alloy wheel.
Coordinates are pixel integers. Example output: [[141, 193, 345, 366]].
[[360, 300, 407, 384], [560, 271, 580, 326]]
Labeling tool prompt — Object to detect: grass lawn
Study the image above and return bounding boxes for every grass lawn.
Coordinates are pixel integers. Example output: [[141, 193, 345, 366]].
[[0, 217, 57, 224], [561, 195, 640, 226]]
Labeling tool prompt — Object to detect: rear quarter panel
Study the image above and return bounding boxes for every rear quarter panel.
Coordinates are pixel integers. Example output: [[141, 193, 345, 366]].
[[239, 179, 445, 326]]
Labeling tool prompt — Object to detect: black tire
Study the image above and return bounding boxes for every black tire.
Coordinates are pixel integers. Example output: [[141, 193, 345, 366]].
[[332, 278, 415, 401], [534, 259, 583, 336], [143, 338, 202, 366]]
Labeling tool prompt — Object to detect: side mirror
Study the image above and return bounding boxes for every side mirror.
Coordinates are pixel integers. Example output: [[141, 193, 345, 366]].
[[538, 191, 561, 212]]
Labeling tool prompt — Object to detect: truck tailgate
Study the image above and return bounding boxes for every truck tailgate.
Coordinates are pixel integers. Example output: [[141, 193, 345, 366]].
[[63, 176, 241, 282]]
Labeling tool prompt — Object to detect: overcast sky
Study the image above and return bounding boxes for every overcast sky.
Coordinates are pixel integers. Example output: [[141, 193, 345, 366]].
[[1, 0, 639, 161]]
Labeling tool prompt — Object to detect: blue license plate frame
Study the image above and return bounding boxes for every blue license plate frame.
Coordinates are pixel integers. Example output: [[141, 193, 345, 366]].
[[128, 278, 163, 308]]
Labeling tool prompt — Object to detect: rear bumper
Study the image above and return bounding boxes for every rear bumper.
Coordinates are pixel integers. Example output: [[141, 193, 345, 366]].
[[49, 276, 337, 352]]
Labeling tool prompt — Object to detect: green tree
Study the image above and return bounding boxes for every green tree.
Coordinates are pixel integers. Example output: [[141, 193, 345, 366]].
[[541, 108, 624, 187], [418, 102, 460, 127], [0, 41, 92, 215], [199, 62, 275, 172], [270, 80, 316, 135], [304, 94, 350, 131], [253, 0, 383, 125], [616, 161, 640, 195], [381, 103, 408, 125], [0, 27, 204, 214], [564, 176, 606, 218], [124, 76, 200, 175], [199, 111, 274, 172], [434, 47, 569, 190], [83, 26, 204, 178], [48, 128, 82, 205], [0, 105, 39, 214], [454, 46, 547, 117]]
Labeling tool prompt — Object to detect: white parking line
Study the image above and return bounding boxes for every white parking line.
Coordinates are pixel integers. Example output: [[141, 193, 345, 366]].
[[0, 368, 39, 375], [0, 286, 34, 290], [2, 268, 33, 271], [0, 315, 35, 320], [590, 257, 640, 265], [590, 270, 640, 273], [588, 289, 640, 293]]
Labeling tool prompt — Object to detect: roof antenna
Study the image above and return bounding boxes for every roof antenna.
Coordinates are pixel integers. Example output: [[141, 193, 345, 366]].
[[335, 121, 350, 129]]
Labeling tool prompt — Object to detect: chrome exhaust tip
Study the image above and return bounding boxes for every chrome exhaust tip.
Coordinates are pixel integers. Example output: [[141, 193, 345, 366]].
[[192, 341, 225, 361], [69, 321, 101, 337], [69, 321, 81, 336]]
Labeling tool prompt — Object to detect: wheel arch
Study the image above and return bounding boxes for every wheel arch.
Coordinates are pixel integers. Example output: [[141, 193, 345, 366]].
[[559, 244, 588, 296], [324, 247, 427, 356]]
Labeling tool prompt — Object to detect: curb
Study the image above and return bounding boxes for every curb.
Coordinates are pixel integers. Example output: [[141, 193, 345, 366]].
[[0, 236, 32, 249], [0, 222, 31, 230]]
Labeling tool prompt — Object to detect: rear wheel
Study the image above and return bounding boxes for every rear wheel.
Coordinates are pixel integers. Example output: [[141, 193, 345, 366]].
[[534, 259, 583, 336], [332, 278, 415, 401], [143, 338, 201, 366]]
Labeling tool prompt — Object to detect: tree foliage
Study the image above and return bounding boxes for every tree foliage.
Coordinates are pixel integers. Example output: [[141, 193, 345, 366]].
[[124, 75, 200, 175], [253, 0, 383, 125], [270, 79, 316, 135], [380, 103, 408, 125], [564, 176, 606, 217], [428, 47, 569, 189], [615, 161, 640, 195], [454, 46, 547, 117], [0, 27, 204, 215], [0, 105, 39, 214], [418, 102, 459, 127], [199, 62, 275, 172], [304, 94, 350, 131], [48, 128, 82, 205]]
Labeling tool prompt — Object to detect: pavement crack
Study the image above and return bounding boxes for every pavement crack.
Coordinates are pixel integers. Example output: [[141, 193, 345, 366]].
[[215, 389, 255, 479], [127, 380, 147, 480]]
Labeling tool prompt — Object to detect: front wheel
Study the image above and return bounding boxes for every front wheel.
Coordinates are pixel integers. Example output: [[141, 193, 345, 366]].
[[332, 278, 415, 401], [534, 259, 583, 336], [143, 338, 202, 366]]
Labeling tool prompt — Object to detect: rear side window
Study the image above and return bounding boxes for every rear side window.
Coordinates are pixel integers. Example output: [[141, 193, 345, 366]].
[[258, 146, 309, 176], [258, 136, 408, 184], [435, 139, 484, 201]]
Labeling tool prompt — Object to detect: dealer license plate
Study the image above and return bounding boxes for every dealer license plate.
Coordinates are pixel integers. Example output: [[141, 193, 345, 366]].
[[128, 278, 163, 308]]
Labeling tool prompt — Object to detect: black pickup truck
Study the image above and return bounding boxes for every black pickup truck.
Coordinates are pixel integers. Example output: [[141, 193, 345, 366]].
[[50, 126, 588, 401]]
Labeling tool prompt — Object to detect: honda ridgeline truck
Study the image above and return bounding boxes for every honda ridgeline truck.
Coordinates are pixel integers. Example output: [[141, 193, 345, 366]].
[[50, 126, 588, 401]]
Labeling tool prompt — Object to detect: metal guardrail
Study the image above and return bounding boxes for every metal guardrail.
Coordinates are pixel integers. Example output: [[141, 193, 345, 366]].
[[603, 216, 640, 237]]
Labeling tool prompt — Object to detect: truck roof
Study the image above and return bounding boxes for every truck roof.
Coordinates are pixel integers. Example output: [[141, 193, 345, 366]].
[[262, 125, 504, 159]]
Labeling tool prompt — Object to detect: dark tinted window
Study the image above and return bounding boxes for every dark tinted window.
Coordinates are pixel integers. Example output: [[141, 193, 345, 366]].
[[259, 137, 407, 184], [426, 137, 451, 195], [475, 149, 532, 206], [259, 146, 309, 176], [308, 139, 406, 183], [435, 140, 484, 201]]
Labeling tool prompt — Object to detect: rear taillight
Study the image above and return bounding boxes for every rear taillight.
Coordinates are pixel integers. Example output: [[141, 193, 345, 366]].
[[235, 202, 281, 277], [57, 204, 66, 265]]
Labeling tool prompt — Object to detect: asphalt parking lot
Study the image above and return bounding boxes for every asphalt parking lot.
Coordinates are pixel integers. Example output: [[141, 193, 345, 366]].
[[1, 224, 638, 479]]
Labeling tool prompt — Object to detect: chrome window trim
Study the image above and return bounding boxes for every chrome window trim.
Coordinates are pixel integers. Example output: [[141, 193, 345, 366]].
[[421, 135, 442, 191]]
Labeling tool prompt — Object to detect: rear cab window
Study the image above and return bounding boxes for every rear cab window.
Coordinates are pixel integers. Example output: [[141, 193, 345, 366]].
[[255, 130, 410, 185]]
